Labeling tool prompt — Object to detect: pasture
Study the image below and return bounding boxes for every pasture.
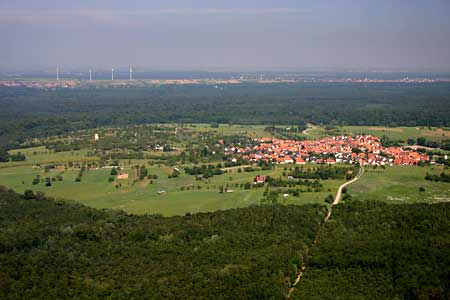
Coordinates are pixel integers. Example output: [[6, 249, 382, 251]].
[[187, 123, 273, 138], [340, 126, 450, 142], [0, 150, 343, 216], [348, 165, 450, 203], [1, 125, 449, 216]]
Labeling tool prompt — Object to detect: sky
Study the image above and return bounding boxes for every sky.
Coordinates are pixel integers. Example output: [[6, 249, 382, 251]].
[[1, 0, 450, 71]]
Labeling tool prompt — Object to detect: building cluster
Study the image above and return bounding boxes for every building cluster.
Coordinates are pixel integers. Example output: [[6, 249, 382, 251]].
[[224, 135, 430, 166], [0, 80, 77, 89], [321, 77, 450, 83]]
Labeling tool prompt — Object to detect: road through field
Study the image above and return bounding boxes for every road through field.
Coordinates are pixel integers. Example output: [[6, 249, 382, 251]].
[[288, 165, 364, 299], [325, 165, 365, 220], [301, 124, 318, 136]]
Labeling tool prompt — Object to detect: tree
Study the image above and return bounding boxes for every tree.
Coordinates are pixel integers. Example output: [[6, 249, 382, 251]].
[[0, 148, 9, 162], [23, 190, 35, 200], [10, 152, 25, 161], [417, 137, 427, 146], [168, 169, 180, 178], [139, 165, 148, 180], [324, 194, 334, 204], [110, 167, 118, 176], [267, 191, 279, 204], [407, 138, 416, 145]]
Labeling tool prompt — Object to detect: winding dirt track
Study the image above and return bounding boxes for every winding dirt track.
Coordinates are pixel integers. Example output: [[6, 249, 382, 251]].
[[287, 165, 364, 299]]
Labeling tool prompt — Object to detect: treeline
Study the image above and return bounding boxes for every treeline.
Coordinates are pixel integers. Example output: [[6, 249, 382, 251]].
[[425, 172, 450, 182], [0, 187, 327, 300], [1, 82, 450, 146], [184, 164, 224, 178], [289, 165, 357, 180], [408, 137, 450, 150], [292, 200, 450, 300], [0, 150, 25, 162]]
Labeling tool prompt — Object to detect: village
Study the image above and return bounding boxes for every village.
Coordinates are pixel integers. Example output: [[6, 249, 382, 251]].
[[224, 135, 432, 166]]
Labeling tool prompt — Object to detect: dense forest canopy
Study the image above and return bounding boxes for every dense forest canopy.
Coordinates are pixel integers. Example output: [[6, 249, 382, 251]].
[[292, 200, 450, 300], [1, 188, 449, 299], [0, 187, 326, 300], [1, 82, 449, 147]]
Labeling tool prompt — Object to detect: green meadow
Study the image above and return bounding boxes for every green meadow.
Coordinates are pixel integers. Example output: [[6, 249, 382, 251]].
[[349, 165, 450, 203], [5, 146, 98, 167], [340, 126, 450, 142], [187, 123, 275, 138], [2, 155, 448, 216], [0, 149, 344, 216], [1, 125, 449, 216]]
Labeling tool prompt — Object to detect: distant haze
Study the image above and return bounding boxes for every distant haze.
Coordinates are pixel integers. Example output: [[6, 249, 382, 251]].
[[1, 0, 450, 72]]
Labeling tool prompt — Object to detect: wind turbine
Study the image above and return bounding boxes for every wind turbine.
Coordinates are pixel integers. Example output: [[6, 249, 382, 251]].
[[56, 67, 59, 81], [111, 68, 114, 81], [129, 67, 133, 81], [89, 69, 92, 81]]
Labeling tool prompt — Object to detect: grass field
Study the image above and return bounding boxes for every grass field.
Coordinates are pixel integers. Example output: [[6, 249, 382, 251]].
[[2, 125, 449, 216], [2, 158, 448, 215], [268, 124, 450, 143], [4, 146, 98, 167], [340, 126, 450, 142], [0, 155, 343, 216], [348, 165, 450, 203], [187, 123, 273, 138]]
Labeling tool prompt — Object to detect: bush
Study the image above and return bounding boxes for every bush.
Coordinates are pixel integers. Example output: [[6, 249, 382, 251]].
[[324, 194, 334, 204], [23, 190, 35, 200]]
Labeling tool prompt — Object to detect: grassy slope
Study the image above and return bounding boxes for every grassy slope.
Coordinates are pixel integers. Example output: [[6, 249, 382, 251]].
[[349, 165, 450, 203], [0, 158, 343, 216], [1, 125, 449, 215], [341, 126, 450, 142], [1, 147, 448, 216]]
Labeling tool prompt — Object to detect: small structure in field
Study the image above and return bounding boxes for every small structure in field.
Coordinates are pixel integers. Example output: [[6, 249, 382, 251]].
[[94, 133, 99, 141], [117, 173, 129, 180], [254, 175, 267, 184]]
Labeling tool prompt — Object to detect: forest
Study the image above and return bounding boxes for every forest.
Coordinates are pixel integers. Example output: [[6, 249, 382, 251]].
[[292, 200, 450, 300], [0, 187, 327, 300], [1, 188, 449, 299], [1, 82, 450, 148]]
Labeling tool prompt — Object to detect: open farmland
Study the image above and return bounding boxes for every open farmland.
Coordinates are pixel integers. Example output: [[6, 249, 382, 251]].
[[348, 165, 450, 203], [0, 155, 344, 216], [1, 129, 449, 216], [340, 126, 450, 142]]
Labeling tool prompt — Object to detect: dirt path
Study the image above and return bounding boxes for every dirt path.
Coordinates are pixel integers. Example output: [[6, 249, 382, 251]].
[[301, 123, 318, 136], [287, 165, 364, 299]]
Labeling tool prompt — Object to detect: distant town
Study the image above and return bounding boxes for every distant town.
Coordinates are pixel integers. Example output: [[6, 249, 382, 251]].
[[224, 135, 433, 166], [1, 76, 450, 90]]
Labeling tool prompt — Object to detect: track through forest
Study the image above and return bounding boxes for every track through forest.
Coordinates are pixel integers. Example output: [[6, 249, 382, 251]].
[[287, 165, 364, 299]]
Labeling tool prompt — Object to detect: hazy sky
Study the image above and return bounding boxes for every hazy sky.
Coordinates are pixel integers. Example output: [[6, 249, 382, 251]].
[[1, 0, 450, 71]]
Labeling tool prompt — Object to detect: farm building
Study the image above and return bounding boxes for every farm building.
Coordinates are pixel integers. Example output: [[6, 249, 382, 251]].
[[117, 173, 129, 180]]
